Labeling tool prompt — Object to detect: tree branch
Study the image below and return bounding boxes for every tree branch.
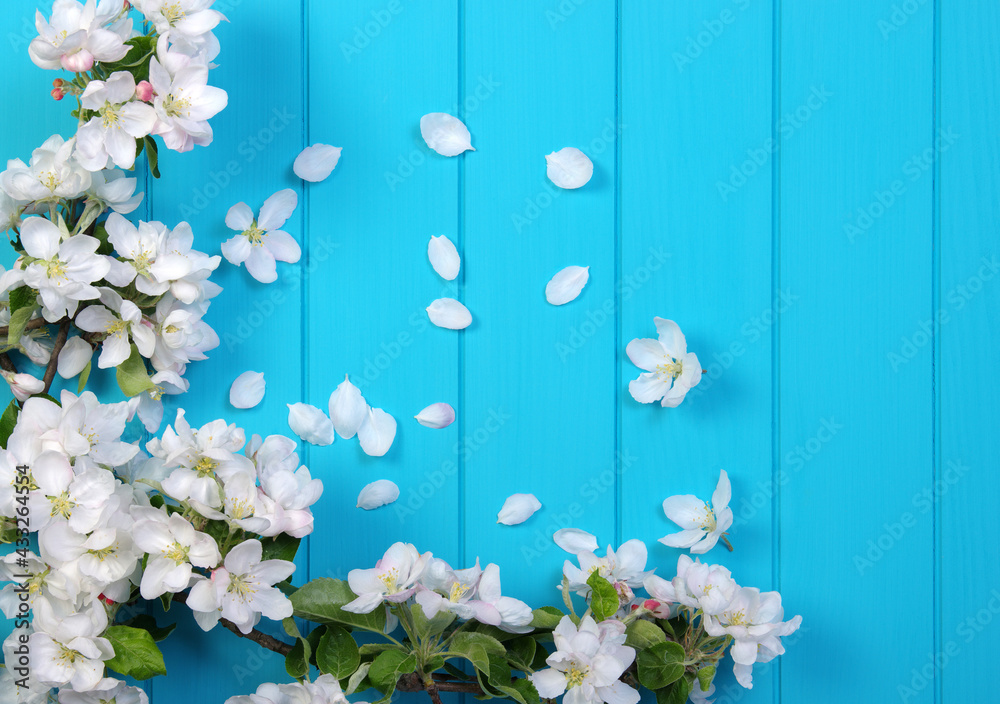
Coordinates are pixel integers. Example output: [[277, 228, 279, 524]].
[[0, 318, 48, 338], [0, 353, 16, 374], [41, 321, 69, 395], [171, 591, 294, 656]]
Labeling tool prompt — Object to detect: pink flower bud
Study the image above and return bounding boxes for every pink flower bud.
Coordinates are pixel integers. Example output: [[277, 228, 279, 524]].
[[61, 49, 95, 73], [615, 581, 635, 605], [51, 87, 65, 101], [136, 80, 155, 102]]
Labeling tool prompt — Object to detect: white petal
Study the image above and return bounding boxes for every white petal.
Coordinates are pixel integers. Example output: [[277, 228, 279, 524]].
[[328, 374, 367, 439], [497, 493, 542, 525], [545, 147, 593, 189], [225, 202, 254, 231], [553, 528, 599, 555], [57, 337, 93, 379], [426, 298, 472, 330], [712, 469, 731, 511], [293, 144, 342, 182], [287, 403, 335, 446], [357, 479, 400, 510], [230, 371, 265, 409], [545, 265, 590, 305], [427, 235, 461, 280], [357, 407, 397, 457], [420, 113, 474, 156], [258, 189, 297, 231], [414, 402, 455, 429]]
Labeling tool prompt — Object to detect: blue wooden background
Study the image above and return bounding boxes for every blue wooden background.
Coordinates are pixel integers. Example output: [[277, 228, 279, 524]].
[[2, 1, 999, 702]]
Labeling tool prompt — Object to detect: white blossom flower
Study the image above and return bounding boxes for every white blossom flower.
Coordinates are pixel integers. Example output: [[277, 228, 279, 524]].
[[19, 218, 110, 322], [626, 318, 702, 408], [0, 551, 79, 618], [28, 597, 117, 691], [1, 370, 44, 402], [529, 615, 639, 704], [148, 39, 228, 152], [415, 557, 483, 620], [84, 168, 143, 215], [0, 135, 92, 202], [134, 0, 225, 43], [103, 214, 194, 295], [560, 535, 650, 602], [75, 72, 158, 170], [149, 294, 219, 373], [40, 522, 139, 587], [472, 563, 533, 633], [660, 469, 733, 554], [256, 461, 322, 538], [186, 538, 295, 634], [130, 368, 188, 433], [75, 288, 156, 368], [667, 555, 738, 617], [703, 587, 802, 689], [29, 0, 131, 72], [28, 456, 115, 534], [58, 681, 150, 704], [131, 506, 221, 599], [222, 190, 301, 284], [0, 190, 23, 232], [49, 389, 139, 465], [225, 674, 346, 704], [344, 542, 430, 613]]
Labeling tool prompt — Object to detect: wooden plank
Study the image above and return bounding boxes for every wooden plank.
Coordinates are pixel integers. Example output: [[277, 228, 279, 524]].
[[939, 3, 1000, 703], [619, 1, 776, 699], [778, 2, 935, 702], [461, 0, 617, 604]]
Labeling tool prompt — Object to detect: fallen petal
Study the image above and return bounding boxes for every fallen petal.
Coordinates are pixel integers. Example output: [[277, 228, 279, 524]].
[[545, 265, 590, 305], [420, 113, 474, 156], [57, 337, 94, 379], [328, 374, 368, 439], [426, 298, 472, 330], [553, 528, 599, 555], [230, 371, 265, 409], [414, 402, 455, 429], [545, 147, 593, 189], [358, 407, 397, 457], [357, 479, 400, 510], [497, 493, 542, 525], [287, 402, 335, 446], [428, 235, 461, 280], [294, 143, 343, 182]]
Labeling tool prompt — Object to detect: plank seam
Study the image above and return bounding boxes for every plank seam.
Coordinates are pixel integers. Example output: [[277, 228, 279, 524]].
[[931, 0, 942, 702], [301, 0, 311, 589], [770, 1, 782, 703], [613, 0, 622, 550]]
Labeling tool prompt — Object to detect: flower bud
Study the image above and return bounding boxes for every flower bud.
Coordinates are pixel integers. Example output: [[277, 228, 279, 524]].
[[136, 80, 155, 102], [615, 581, 635, 605], [50, 87, 65, 101]]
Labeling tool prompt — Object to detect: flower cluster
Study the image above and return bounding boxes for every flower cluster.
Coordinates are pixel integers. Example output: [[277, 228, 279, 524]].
[[0, 393, 320, 702]]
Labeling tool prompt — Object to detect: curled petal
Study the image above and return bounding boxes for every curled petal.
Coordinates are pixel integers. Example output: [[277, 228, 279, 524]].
[[293, 144, 342, 182], [230, 371, 265, 409], [287, 402, 335, 446], [553, 528, 599, 555], [358, 407, 397, 457], [57, 337, 94, 379], [428, 235, 461, 280], [414, 402, 455, 429], [426, 298, 472, 330], [328, 374, 367, 439], [545, 265, 590, 305], [420, 113, 474, 156], [497, 493, 542, 525], [357, 479, 400, 510], [545, 147, 593, 189]]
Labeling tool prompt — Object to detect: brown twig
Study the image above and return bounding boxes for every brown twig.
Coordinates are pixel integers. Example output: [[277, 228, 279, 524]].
[[41, 321, 69, 395], [0, 317, 49, 338], [0, 353, 16, 374], [171, 591, 294, 656], [397, 673, 486, 696]]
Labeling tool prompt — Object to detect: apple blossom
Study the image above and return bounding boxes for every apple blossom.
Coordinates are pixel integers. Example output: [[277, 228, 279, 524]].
[[660, 469, 733, 554], [626, 317, 702, 408], [103, 214, 195, 295], [668, 555, 739, 617], [1, 370, 44, 402], [415, 557, 484, 621], [131, 506, 221, 599], [134, 0, 225, 43], [559, 533, 651, 602], [29, 0, 131, 73], [28, 597, 117, 691], [0, 135, 92, 202], [75, 289, 156, 368], [344, 542, 430, 613], [225, 675, 347, 704], [58, 681, 150, 704], [148, 48, 228, 152], [222, 190, 301, 283], [473, 563, 534, 633], [75, 72, 158, 170]]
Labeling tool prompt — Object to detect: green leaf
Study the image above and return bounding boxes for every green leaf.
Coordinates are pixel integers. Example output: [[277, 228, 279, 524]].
[[666, 616, 687, 639], [104, 625, 167, 680], [359, 642, 404, 657], [586, 571, 620, 622], [316, 625, 360, 679], [637, 641, 686, 690], [474, 622, 521, 642], [443, 661, 473, 680], [412, 603, 456, 640], [625, 619, 668, 650], [345, 661, 372, 695], [143, 136, 160, 178], [448, 631, 505, 674], [5, 302, 35, 347], [0, 400, 18, 449], [9, 286, 34, 313], [696, 665, 715, 692], [91, 224, 114, 255], [498, 678, 540, 704], [290, 578, 387, 633], [120, 614, 176, 642], [158, 591, 172, 612], [285, 637, 310, 679], [423, 654, 445, 673], [655, 675, 692, 704], [368, 650, 416, 693], [260, 533, 301, 563], [530, 606, 564, 630], [505, 636, 536, 671], [77, 359, 92, 393], [116, 343, 155, 397]]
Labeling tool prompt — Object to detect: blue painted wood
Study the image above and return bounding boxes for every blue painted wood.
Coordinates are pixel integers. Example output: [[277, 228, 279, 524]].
[[2, 0, 999, 702]]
